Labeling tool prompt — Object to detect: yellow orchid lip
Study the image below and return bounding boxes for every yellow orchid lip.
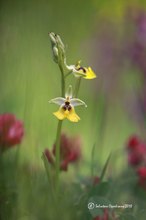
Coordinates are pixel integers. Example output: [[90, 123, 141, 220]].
[[75, 66, 96, 79], [53, 107, 80, 123]]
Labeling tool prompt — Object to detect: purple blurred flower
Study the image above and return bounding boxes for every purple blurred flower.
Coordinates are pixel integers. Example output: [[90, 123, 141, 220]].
[[136, 11, 146, 46], [127, 8, 146, 76], [91, 20, 124, 93], [124, 8, 146, 128], [0, 113, 24, 151]]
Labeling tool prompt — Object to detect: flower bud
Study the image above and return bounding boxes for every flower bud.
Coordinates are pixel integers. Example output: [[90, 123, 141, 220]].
[[56, 34, 65, 52], [52, 46, 59, 63], [49, 32, 66, 68], [49, 32, 56, 45]]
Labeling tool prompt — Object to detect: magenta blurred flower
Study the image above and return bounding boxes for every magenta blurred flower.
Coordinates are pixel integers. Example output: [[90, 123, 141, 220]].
[[93, 209, 109, 220], [0, 113, 24, 150], [126, 135, 146, 167], [44, 133, 82, 171], [92, 176, 100, 186], [137, 166, 146, 190], [93, 209, 119, 220], [126, 135, 140, 150]]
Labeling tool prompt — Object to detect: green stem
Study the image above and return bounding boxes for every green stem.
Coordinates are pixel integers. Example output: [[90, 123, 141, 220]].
[[42, 153, 56, 202], [55, 64, 65, 194], [55, 120, 63, 193], [74, 77, 81, 97], [99, 152, 111, 182], [59, 64, 65, 97], [64, 71, 72, 79]]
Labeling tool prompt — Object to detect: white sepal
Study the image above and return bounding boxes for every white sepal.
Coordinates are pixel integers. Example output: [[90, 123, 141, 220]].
[[49, 97, 66, 105]]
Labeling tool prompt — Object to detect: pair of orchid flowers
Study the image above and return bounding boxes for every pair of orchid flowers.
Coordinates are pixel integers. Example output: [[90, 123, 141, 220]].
[[49, 32, 96, 122]]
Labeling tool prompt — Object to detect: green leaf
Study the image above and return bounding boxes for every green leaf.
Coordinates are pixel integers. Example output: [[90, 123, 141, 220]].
[[41, 152, 52, 183], [89, 181, 110, 197], [91, 143, 96, 177], [100, 152, 112, 182]]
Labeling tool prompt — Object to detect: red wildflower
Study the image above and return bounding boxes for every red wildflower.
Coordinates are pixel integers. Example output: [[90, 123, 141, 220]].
[[44, 133, 81, 171], [137, 166, 146, 190], [0, 113, 24, 151], [93, 209, 109, 220], [93, 176, 100, 186], [127, 135, 140, 150], [137, 167, 146, 178], [93, 209, 119, 220], [126, 135, 146, 167]]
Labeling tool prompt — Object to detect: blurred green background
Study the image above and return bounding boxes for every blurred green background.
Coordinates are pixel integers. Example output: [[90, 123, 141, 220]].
[[1, 0, 146, 219], [1, 0, 145, 172]]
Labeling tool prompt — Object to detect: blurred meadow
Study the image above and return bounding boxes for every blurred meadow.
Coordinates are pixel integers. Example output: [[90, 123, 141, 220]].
[[1, 0, 146, 219]]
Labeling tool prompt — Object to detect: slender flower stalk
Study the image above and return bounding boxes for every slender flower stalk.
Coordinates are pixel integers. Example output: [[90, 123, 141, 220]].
[[55, 63, 65, 191], [74, 77, 82, 98], [58, 63, 65, 97], [55, 120, 62, 192], [55, 52, 65, 192]]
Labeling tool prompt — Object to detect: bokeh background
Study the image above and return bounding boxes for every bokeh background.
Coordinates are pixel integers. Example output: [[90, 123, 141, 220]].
[[1, 0, 146, 218]]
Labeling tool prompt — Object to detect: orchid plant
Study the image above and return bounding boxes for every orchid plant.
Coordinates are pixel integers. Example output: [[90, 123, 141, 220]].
[[45, 32, 96, 194]]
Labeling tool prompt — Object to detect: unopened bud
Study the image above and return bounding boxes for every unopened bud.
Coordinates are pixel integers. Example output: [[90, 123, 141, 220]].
[[49, 32, 56, 44], [56, 35, 65, 51], [49, 32, 66, 67], [53, 46, 59, 63]]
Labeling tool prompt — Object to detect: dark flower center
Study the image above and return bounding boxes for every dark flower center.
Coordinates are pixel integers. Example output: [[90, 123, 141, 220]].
[[65, 101, 70, 105], [62, 101, 72, 111], [76, 66, 86, 73]]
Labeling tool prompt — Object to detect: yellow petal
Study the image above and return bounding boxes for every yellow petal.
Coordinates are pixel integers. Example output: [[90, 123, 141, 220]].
[[53, 109, 66, 120], [67, 108, 80, 123], [83, 67, 96, 79]]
